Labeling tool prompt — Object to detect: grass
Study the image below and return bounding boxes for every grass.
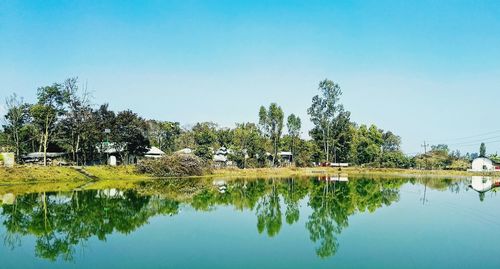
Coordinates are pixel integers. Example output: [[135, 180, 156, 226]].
[[0, 166, 89, 184], [1, 165, 498, 186], [210, 167, 500, 179]]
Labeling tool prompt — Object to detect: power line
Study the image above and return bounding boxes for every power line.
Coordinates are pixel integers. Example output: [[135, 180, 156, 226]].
[[427, 129, 500, 144]]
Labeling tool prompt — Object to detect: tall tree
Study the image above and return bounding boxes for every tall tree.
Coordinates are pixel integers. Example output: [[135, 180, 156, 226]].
[[479, 142, 486, 157], [3, 94, 30, 161], [259, 103, 284, 165], [147, 120, 181, 153], [30, 84, 69, 165], [58, 78, 93, 164], [286, 114, 301, 163], [308, 79, 350, 162], [113, 110, 150, 164]]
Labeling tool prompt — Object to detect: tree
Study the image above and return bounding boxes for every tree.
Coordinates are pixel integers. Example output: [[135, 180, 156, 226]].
[[232, 123, 265, 168], [287, 114, 301, 163], [479, 143, 486, 157], [259, 103, 284, 165], [382, 131, 401, 152], [30, 84, 69, 166], [113, 110, 150, 163], [3, 94, 30, 161], [58, 78, 93, 164], [308, 79, 351, 162], [192, 122, 218, 161], [147, 120, 181, 153]]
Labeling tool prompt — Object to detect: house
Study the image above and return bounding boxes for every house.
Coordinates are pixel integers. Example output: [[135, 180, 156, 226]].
[[144, 146, 166, 158], [470, 157, 500, 172], [21, 152, 68, 165], [278, 152, 293, 166], [213, 147, 233, 167]]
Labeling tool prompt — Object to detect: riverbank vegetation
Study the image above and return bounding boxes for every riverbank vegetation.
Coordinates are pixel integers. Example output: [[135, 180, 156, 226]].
[[0, 78, 488, 172]]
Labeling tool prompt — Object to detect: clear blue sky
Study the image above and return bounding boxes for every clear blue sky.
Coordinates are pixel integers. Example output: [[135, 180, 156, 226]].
[[1, 0, 499, 155]]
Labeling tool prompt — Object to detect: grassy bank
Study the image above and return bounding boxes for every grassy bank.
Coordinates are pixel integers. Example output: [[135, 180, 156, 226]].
[[211, 167, 500, 179], [0, 166, 89, 183], [1, 165, 498, 185]]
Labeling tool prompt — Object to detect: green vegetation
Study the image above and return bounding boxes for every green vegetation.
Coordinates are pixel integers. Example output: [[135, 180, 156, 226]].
[[0, 78, 489, 173], [0, 166, 89, 183], [480, 142, 486, 157]]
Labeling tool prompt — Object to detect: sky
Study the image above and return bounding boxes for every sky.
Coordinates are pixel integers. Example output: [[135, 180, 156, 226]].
[[1, 0, 499, 155]]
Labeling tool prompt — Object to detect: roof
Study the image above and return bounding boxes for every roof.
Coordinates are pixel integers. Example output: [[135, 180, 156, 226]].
[[22, 152, 67, 158], [145, 146, 165, 155], [278, 152, 293, 156]]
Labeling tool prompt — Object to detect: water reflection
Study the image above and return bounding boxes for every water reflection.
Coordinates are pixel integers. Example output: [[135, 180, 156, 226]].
[[469, 176, 500, 202], [0, 176, 471, 262]]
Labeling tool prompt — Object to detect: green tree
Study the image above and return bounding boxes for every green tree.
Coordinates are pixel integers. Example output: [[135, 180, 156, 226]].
[[30, 84, 70, 166], [192, 122, 218, 161], [232, 123, 266, 168], [147, 120, 181, 153], [479, 143, 486, 157], [57, 78, 94, 164], [3, 94, 31, 161], [308, 79, 351, 162], [259, 103, 284, 165], [286, 114, 301, 163], [113, 110, 150, 163]]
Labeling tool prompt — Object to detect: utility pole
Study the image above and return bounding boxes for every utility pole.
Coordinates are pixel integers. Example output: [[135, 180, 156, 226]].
[[421, 141, 428, 170]]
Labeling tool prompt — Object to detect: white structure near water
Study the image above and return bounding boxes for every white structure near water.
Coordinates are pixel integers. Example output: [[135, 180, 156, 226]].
[[470, 157, 499, 172]]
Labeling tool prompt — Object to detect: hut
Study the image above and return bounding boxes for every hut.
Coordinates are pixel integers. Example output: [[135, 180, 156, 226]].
[[471, 157, 500, 172]]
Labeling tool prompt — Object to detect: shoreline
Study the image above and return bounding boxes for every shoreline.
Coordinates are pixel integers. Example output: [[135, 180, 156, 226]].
[[1, 165, 499, 184]]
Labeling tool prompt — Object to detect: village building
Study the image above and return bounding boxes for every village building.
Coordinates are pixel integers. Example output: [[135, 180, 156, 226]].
[[278, 151, 293, 166], [470, 157, 500, 172], [21, 152, 68, 165], [144, 146, 166, 158], [213, 147, 233, 168]]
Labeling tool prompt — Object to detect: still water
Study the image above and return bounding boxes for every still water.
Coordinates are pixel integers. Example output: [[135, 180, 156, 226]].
[[0, 176, 499, 269]]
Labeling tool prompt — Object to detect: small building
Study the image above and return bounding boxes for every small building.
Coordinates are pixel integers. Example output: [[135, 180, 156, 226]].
[[278, 152, 293, 166], [471, 157, 500, 172], [213, 147, 231, 168], [144, 147, 166, 158], [21, 152, 68, 165]]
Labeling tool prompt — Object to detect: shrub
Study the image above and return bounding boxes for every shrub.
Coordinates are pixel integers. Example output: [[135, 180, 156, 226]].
[[137, 153, 210, 177]]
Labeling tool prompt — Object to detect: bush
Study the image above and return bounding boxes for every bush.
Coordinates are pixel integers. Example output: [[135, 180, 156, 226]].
[[137, 153, 210, 177]]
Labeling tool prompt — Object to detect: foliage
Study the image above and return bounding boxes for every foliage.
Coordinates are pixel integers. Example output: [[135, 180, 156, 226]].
[[136, 153, 209, 177], [308, 79, 352, 162], [147, 120, 181, 154], [113, 110, 150, 162], [286, 114, 301, 163], [479, 143, 486, 157], [259, 103, 284, 165]]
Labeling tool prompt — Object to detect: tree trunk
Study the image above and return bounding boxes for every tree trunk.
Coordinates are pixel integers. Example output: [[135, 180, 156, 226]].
[[43, 115, 49, 166]]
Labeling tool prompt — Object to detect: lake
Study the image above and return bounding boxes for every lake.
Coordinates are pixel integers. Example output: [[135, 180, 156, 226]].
[[0, 175, 499, 269]]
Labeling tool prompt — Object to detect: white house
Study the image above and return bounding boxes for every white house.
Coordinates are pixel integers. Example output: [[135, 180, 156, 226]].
[[471, 157, 499, 172]]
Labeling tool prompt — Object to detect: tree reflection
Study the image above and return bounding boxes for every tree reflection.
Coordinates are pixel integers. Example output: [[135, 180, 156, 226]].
[[1, 176, 464, 262], [1, 190, 178, 261]]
